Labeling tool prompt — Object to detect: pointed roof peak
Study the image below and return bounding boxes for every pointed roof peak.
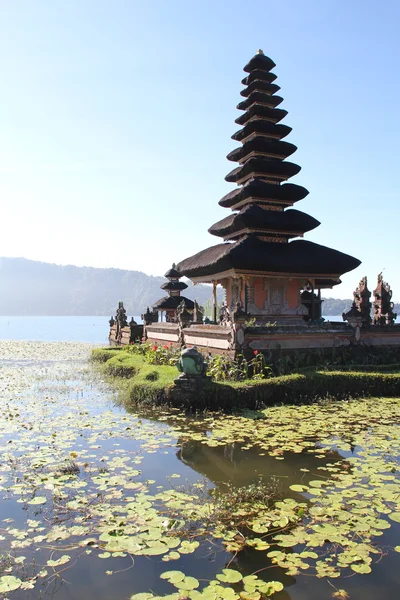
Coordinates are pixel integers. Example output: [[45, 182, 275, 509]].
[[244, 51, 276, 74]]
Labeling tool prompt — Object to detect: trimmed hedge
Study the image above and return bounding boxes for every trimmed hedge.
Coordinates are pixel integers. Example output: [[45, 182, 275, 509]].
[[91, 348, 400, 410]]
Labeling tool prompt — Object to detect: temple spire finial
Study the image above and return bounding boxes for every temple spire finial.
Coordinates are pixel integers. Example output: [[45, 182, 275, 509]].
[[256, 49, 264, 55]]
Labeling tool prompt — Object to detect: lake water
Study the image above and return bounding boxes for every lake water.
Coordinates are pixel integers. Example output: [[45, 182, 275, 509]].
[[0, 341, 399, 600], [0, 315, 347, 344], [0, 316, 141, 343]]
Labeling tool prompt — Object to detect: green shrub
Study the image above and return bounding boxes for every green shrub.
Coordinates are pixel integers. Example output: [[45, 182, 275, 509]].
[[91, 347, 123, 362]]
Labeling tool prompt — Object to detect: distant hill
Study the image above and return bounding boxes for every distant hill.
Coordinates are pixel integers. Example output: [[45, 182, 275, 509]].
[[322, 297, 400, 317], [0, 257, 217, 316], [1, 257, 398, 317]]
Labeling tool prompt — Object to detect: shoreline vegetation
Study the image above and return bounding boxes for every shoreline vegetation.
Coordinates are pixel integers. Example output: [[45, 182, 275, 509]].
[[92, 344, 400, 410]]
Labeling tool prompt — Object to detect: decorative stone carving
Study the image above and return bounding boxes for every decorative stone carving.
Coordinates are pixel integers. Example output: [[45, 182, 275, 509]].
[[342, 301, 363, 329], [354, 276, 372, 326], [141, 307, 158, 326], [230, 280, 241, 308], [373, 273, 397, 325], [115, 302, 128, 341], [192, 300, 204, 324], [109, 316, 115, 327], [219, 303, 231, 326]]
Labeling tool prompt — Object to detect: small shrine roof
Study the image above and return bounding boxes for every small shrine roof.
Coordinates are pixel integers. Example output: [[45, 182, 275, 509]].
[[177, 237, 361, 280], [219, 179, 309, 208], [160, 281, 188, 291], [164, 267, 182, 278], [152, 295, 194, 310], [208, 207, 320, 239]]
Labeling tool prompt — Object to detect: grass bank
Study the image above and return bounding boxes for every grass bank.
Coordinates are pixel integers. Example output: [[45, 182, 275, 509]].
[[92, 347, 400, 410]]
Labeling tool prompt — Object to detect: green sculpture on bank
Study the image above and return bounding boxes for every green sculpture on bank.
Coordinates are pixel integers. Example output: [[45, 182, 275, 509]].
[[176, 346, 207, 378]]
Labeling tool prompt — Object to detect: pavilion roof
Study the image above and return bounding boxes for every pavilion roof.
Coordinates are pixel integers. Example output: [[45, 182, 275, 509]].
[[177, 237, 360, 280], [152, 295, 194, 310]]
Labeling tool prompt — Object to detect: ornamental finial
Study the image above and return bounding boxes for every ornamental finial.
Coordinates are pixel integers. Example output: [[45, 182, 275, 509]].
[[256, 49, 264, 55]]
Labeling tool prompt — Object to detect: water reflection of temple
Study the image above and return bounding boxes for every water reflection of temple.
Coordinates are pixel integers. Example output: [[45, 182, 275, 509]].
[[177, 438, 343, 494]]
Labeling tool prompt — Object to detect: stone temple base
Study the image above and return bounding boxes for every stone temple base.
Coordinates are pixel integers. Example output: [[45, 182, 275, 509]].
[[172, 375, 210, 405]]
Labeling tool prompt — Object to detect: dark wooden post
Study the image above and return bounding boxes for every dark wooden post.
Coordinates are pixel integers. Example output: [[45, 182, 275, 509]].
[[213, 281, 217, 323]]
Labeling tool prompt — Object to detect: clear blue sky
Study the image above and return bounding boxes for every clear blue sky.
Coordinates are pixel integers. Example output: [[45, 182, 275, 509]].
[[0, 0, 399, 299]]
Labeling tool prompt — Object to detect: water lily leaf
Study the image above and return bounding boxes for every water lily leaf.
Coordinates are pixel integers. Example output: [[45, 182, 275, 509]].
[[160, 571, 185, 584], [350, 563, 372, 574], [289, 485, 308, 492], [240, 592, 260, 600], [0, 575, 22, 593], [216, 569, 243, 583], [28, 496, 47, 505], [177, 576, 199, 591], [47, 555, 71, 567], [389, 512, 400, 523], [179, 540, 199, 554]]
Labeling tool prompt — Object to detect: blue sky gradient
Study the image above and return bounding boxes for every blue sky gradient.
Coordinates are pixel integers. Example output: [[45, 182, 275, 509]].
[[0, 1, 399, 298]]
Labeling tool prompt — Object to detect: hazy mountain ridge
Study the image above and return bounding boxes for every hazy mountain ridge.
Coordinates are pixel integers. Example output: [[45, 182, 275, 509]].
[[1, 258, 399, 317], [0, 257, 215, 316]]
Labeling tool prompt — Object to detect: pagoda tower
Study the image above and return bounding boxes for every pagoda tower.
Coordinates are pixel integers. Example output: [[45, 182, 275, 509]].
[[152, 266, 194, 322], [177, 51, 360, 324]]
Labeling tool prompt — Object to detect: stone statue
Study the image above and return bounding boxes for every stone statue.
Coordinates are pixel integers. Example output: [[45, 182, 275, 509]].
[[176, 346, 207, 378], [115, 301, 128, 340], [116, 302, 128, 328], [129, 317, 137, 327], [219, 302, 231, 325], [109, 316, 115, 327]]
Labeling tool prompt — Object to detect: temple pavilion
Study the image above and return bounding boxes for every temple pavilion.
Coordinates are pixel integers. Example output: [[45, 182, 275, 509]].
[[177, 51, 360, 324]]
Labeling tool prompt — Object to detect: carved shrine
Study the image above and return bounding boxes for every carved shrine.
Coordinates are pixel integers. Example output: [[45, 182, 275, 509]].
[[373, 273, 397, 326], [343, 276, 372, 327]]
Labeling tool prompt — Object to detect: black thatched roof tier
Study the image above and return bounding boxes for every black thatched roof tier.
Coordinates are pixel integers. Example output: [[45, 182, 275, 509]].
[[244, 52, 276, 73], [315, 278, 341, 289], [219, 179, 309, 208], [152, 295, 194, 310], [160, 281, 188, 291], [164, 267, 182, 278], [226, 138, 297, 163], [237, 93, 283, 111], [240, 81, 280, 97], [232, 120, 292, 142], [235, 105, 288, 126], [177, 237, 361, 279], [225, 157, 301, 183], [241, 70, 277, 86], [208, 207, 320, 240]]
